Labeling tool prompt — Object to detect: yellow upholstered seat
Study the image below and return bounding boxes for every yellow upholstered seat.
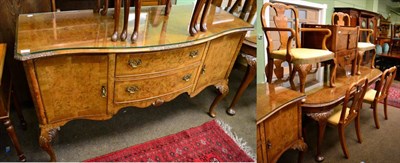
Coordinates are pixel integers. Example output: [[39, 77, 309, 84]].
[[358, 42, 375, 51], [363, 88, 378, 102], [271, 48, 334, 64], [328, 105, 350, 125]]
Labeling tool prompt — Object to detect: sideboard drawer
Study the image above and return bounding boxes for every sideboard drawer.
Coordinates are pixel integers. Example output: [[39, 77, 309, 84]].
[[115, 43, 206, 77], [114, 66, 198, 103], [336, 50, 356, 66]]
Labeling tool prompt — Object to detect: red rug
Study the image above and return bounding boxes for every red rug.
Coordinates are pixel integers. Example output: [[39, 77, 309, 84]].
[[84, 120, 254, 162], [370, 81, 400, 108]]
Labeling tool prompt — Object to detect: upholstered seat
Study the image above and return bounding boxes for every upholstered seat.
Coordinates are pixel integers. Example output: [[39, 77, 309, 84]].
[[327, 106, 350, 125], [363, 88, 379, 102], [358, 42, 375, 51], [271, 48, 334, 64]]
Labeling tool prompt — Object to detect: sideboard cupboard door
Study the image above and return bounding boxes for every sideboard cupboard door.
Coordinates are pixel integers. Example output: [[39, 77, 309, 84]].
[[34, 55, 108, 123], [195, 32, 244, 91]]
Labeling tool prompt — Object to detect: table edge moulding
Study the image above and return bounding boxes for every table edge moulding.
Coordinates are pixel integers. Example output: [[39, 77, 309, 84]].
[[14, 5, 253, 161]]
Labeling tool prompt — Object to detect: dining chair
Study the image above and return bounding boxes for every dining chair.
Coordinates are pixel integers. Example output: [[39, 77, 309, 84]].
[[261, 2, 337, 93], [332, 12, 376, 75], [363, 66, 397, 129], [0, 44, 26, 161], [327, 77, 368, 159]]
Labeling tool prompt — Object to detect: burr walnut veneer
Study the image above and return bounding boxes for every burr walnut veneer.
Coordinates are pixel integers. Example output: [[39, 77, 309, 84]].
[[14, 5, 252, 161], [256, 83, 307, 163]]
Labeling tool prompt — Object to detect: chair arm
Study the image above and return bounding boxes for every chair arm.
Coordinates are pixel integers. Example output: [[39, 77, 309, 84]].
[[300, 28, 332, 50], [359, 29, 374, 43], [262, 27, 296, 61]]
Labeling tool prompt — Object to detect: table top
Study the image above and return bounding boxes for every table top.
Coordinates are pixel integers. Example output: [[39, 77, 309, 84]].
[[302, 66, 382, 109], [15, 5, 253, 61], [256, 83, 305, 124]]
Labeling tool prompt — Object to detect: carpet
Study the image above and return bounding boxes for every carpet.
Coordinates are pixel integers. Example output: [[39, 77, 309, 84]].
[[84, 120, 255, 162], [370, 81, 400, 108]]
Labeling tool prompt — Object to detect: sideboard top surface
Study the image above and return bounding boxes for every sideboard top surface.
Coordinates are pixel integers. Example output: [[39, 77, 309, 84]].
[[256, 83, 305, 124], [15, 5, 253, 61]]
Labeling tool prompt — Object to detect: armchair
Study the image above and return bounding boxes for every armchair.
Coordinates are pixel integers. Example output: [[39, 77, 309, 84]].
[[261, 2, 337, 93], [332, 12, 376, 75]]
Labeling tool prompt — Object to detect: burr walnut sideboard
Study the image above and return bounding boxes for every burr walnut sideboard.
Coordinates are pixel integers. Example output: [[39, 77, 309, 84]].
[[14, 5, 252, 161], [256, 83, 307, 163]]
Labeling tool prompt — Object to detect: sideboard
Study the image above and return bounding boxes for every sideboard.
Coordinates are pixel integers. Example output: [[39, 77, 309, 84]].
[[14, 5, 253, 161], [256, 83, 307, 163]]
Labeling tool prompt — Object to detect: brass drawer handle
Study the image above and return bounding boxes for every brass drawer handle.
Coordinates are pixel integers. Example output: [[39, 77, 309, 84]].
[[126, 86, 139, 94], [182, 74, 192, 81], [101, 86, 107, 97], [189, 50, 199, 58], [128, 59, 142, 68], [201, 65, 206, 74], [267, 140, 272, 149], [344, 55, 350, 60]]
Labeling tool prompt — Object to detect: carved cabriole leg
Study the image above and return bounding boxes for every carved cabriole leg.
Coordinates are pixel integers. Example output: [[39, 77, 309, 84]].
[[338, 125, 349, 159], [357, 50, 364, 75], [208, 82, 229, 118], [189, 0, 206, 36], [273, 59, 284, 81], [164, 0, 172, 15], [120, 0, 131, 41], [200, 0, 212, 32], [3, 119, 26, 161], [39, 127, 59, 162], [307, 110, 333, 162], [101, 0, 109, 15], [295, 64, 312, 93], [291, 138, 307, 163], [226, 55, 256, 115], [289, 64, 297, 91], [370, 48, 376, 69], [131, 0, 141, 42], [111, 0, 121, 42], [94, 0, 101, 13], [329, 58, 337, 87]]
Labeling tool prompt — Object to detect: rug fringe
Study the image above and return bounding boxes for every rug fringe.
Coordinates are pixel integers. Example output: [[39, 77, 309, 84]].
[[215, 119, 256, 161]]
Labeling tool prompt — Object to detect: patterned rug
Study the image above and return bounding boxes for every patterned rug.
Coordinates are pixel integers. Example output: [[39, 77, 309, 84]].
[[370, 81, 400, 108], [84, 120, 254, 162]]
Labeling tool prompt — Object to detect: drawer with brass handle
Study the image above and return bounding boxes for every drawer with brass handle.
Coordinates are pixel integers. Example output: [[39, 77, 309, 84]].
[[116, 43, 206, 77], [114, 67, 198, 103]]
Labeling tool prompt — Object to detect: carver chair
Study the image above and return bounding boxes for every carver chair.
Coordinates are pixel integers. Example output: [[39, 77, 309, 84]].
[[363, 66, 397, 129], [327, 77, 368, 159], [332, 12, 376, 75], [261, 2, 337, 93]]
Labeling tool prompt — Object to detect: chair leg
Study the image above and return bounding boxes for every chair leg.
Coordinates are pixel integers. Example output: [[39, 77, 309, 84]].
[[290, 65, 297, 91], [12, 89, 27, 130], [372, 101, 380, 129], [384, 97, 388, 120], [370, 49, 376, 69], [355, 114, 362, 143], [3, 118, 26, 161], [357, 51, 364, 75], [295, 64, 312, 93], [338, 125, 350, 159], [329, 58, 337, 87], [266, 58, 274, 83]]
